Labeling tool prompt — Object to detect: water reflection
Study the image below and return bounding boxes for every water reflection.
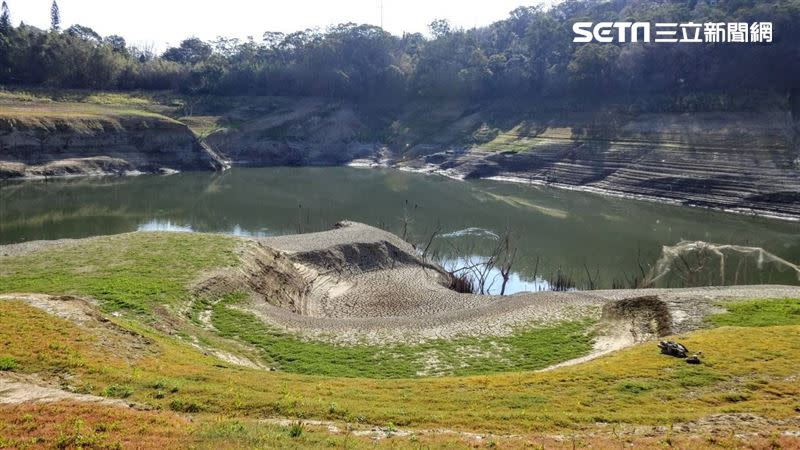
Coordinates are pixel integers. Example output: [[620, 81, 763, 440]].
[[440, 257, 552, 294], [137, 220, 193, 233], [136, 219, 275, 237]]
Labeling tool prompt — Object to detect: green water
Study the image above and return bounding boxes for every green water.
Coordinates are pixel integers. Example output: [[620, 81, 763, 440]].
[[1, 167, 798, 291]]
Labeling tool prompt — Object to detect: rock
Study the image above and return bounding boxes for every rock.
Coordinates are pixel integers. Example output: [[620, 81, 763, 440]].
[[658, 340, 688, 358], [686, 355, 702, 364]]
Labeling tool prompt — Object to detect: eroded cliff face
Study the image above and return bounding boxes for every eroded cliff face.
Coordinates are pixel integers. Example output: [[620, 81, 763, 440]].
[[197, 97, 800, 219], [0, 113, 226, 178], [204, 98, 380, 167], [403, 110, 800, 219]]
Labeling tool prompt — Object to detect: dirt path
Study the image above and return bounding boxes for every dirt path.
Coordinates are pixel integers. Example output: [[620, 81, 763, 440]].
[[0, 373, 128, 406], [539, 326, 636, 371], [0, 293, 155, 362], [261, 413, 800, 444]]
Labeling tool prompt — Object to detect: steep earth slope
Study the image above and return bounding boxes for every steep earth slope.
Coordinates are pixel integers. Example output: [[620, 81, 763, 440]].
[[0, 102, 226, 178], [190, 222, 800, 349]]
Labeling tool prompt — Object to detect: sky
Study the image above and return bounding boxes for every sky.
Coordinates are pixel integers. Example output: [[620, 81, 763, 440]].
[[6, 0, 553, 51]]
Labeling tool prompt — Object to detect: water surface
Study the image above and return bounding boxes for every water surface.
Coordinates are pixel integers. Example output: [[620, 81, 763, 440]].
[[1, 167, 798, 291]]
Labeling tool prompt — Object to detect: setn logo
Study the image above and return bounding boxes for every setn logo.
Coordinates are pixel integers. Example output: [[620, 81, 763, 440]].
[[573, 21, 772, 44], [573, 22, 651, 43]]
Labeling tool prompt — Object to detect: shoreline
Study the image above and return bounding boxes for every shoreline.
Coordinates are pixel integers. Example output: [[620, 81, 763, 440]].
[[3, 160, 799, 223], [351, 160, 800, 223]]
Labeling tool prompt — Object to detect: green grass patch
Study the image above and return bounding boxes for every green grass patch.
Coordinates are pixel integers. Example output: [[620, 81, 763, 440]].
[[102, 384, 134, 398], [0, 356, 18, 371], [208, 294, 594, 378], [708, 298, 800, 328], [179, 115, 224, 138], [3, 232, 800, 435], [83, 92, 153, 107], [0, 233, 238, 317]]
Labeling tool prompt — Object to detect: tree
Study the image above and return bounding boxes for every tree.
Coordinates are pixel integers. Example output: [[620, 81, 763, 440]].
[[428, 19, 451, 38], [104, 35, 127, 53], [162, 38, 212, 64], [50, 0, 60, 31], [0, 1, 10, 83], [567, 44, 621, 93], [66, 24, 101, 43], [0, 1, 10, 34]]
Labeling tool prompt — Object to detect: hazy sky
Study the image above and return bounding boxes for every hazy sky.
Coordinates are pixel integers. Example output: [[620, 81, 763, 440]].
[[6, 0, 552, 51]]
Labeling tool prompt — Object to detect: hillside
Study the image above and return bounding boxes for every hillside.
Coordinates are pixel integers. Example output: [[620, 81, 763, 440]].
[[0, 91, 226, 178], [1, 89, 799, 219], [202, 94, 800, 219], [1, 225, 799, 448]]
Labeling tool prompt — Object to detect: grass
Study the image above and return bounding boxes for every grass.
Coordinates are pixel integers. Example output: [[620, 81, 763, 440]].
[[0, 88, 167, 109], [207, 294, 595, 378], [0, 233, 238, 317], [2, 405, 796, 449], [708, 298, 800, 327], [2, 295, 799, 432], [83, 92, 153, 107], [0, 88, 185, 133], [102, 384, 134, 399], [178, 115, 224, 138], [0, 403, 188, 449], [0, 356, 18, 371], [0, 103, 180, 126], [2, 232, 594, 378], [1, 233, 799, 447]]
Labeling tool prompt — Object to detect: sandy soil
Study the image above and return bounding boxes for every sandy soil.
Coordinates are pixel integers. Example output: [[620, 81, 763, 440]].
[[235, 222, 800, 346], [0, 373, 129, 406]]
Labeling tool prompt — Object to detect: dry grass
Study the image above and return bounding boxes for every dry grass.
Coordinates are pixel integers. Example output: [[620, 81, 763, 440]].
[[0, 402, 188, 449], [1, 404, 797, 449], [0, 88, 183, 135], [1, 296, 799, 434], [178, 115, 224, 138]]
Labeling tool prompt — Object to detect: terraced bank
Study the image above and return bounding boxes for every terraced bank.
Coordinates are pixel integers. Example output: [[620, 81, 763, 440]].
[[400, 110, 800, 219], [2, 91, 798, 219]]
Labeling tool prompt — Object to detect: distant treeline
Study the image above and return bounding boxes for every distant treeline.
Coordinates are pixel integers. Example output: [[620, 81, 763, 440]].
[[0, 0, 798, 102]]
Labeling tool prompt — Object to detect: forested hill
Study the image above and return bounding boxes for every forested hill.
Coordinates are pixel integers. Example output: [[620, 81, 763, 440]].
[[0, 0, 799, 103]]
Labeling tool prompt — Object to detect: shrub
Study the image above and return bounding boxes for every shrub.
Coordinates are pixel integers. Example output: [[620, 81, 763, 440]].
[[447, 272, 476, 294], [102, 384, 133, 398], [169, 399, 202, 413], [288, 421, 304, 438]]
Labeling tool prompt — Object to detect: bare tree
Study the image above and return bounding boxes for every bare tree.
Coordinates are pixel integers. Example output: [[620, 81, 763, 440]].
[[399, 200, 414, 242], [440, 227, 519, 295], [420, 220, 442, 259], [497, 229, 518, 295]]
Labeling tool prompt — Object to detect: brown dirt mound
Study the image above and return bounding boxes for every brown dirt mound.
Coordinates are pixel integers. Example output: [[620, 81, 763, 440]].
[[601, 295, 673, 342], [191, 241, 307, 313]]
